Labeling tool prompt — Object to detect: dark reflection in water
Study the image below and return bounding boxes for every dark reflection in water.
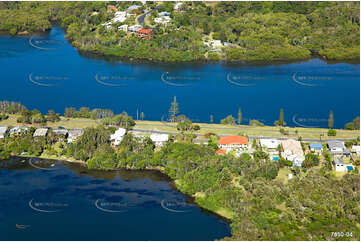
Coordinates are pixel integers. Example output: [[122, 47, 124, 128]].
[[0, 157, 231, 240]]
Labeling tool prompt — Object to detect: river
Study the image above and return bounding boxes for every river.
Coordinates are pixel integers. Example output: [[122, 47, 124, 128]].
[[0, 157, 231, 240], [0, 27, 359, 128]]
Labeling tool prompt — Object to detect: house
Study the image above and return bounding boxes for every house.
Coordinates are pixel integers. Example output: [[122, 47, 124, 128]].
[[107, 5, 118, 12], [327, 140, 350, 156], [154, 16, 171, 25], [0, 126, 7, 139], [137, 28, 152, 39], [218, 136, 248, 152], [118, 24, 128, 32], [193, 136, 209, 145], [53, 128, 68, 137], [68, 128, 84, 143], [127, 5, 141, 12], [351, 145, 360, 155], [309, 143, 323, 153], [110, 128, 126, 146], [150, 133, 169, 147], [333, 158, 346, 172], [102, 22, 112, 29], [205, 40, 223, 49], [158, 11, 171, 17], [128, 24, 142, 32], [281, 139, 305, 167], [174, 2, 184, 12], [260, 139, 279, 151], [113, 11, 129, 23], [33, 128, 48, 137], [9, 126, 21, 135]]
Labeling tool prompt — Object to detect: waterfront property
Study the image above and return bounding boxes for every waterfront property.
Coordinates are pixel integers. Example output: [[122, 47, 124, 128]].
[[150, 133, 169, 147], [333, 157, 346, 172], [68, 128, 84, 143], [218, 135, 248, 155], [309, 142, 323, 154], [9, 126, 27, 135], [33, 128, 48, 137], [260, 138, 280, 160], [281, 139, 305, 167], [110, 128, 126, 146], [327, 140, 351, 157], [0, 126, 7, 138]]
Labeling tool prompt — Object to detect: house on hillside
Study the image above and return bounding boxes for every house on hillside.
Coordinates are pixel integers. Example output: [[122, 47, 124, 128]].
[[281, 139, 305, 167], [309, 143, 323, 154], [0, 126, 8, 139], [33, 128, 48, 137], [127, 5, 141, 12], [137, 29, 152, 39], [260, 138, 280, 160], [128, 24, 142, 32], [68, 128, 84, 143], [110, 128, 126, 146], [158, 11, 171, 17], [333, 157, 346, 172], [154, 16, 171, 26], [107, 5, 118, 12], [216, 148, 227, 155], [53, 128, 68, 137], [118, 24, 128, 32], [218, 135, 248, 152], [327, 140, 350, 157], [150, 133, 169, 147], [174, 2, 184, 12]]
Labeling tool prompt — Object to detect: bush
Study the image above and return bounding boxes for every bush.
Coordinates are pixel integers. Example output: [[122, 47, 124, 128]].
[[327, 129, 336, 136]]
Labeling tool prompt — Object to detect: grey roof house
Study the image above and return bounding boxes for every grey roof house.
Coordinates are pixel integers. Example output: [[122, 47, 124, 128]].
[[33, 128, 48, 137]]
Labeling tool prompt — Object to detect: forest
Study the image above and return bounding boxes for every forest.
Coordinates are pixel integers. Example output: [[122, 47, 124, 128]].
[[0, 1, 359, 61]]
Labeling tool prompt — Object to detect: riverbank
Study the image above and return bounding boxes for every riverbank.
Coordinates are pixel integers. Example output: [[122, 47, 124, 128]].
[[12, 154, 234, 221]]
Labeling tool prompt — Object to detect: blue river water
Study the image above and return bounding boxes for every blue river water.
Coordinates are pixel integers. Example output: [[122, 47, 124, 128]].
[[0, 27, 359, 128], [0, 157, 231, 240]]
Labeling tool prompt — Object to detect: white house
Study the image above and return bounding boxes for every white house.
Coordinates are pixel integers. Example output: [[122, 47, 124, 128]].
[[128, 24, 142, 32], [102, 22, 113, 29], [158, 11, 171, 17], [33, 128, 48, 137], [9, 126, 21, 135], [110, 128, 126, 146], [327, 140, 345, 155], [154, 16, 171, 25], [68, 128, 84, 143], [281, 139, 305, 167], [260, 139, 279, 150], [150, 133, 169, 147], [113, 11, 129, 23], [127, 5, 141, 12], [334, 158, 346, 172], [174, 2, 183, 11], [0, 126, 7, 139], [118, 24, 128, 32]]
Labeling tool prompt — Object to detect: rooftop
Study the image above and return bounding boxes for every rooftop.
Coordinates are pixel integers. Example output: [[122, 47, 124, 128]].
[[33, 128, 48, 137], [219, 136, 248, 145]]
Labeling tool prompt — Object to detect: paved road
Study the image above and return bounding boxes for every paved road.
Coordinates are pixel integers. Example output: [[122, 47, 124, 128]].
[[138, 5, 160, 25], [131, 128, 356, 142]]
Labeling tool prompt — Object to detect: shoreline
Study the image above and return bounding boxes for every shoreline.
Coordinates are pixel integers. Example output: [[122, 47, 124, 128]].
[[11, 155, 234, 222]]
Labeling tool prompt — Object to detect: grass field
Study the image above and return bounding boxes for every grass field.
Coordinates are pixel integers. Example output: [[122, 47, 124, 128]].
[[0, 114, 359, 140]]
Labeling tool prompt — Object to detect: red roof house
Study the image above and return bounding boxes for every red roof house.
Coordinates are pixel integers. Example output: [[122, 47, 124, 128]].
[[216, 148, 227, 155], [137, 29, 152, 39], [218, 135, 248, 151]]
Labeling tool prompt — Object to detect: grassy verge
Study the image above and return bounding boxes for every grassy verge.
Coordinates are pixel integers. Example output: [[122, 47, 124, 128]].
[[1, 115, 359, 140]]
